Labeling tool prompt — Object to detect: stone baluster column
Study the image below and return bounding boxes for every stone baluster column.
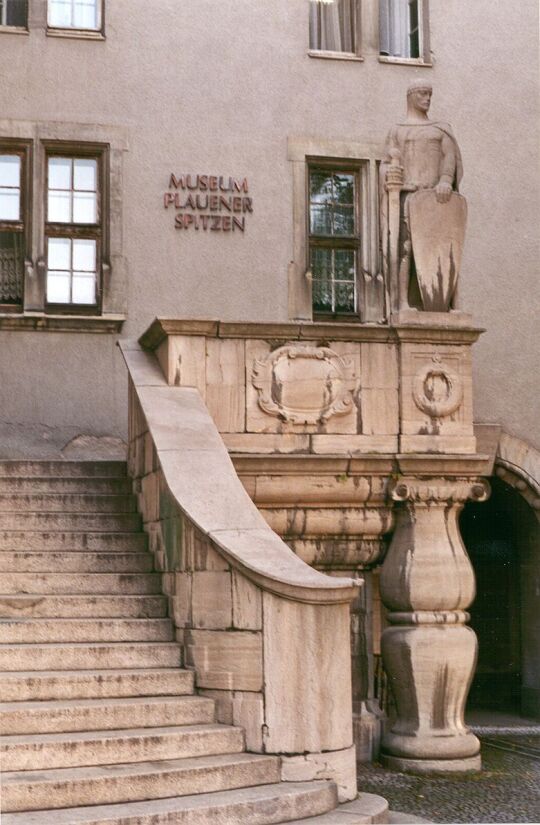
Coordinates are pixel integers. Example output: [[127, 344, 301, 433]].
[[379, 476, 490, 774]]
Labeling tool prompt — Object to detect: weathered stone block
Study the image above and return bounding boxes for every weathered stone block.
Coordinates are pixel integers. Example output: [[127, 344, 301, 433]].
[[185, 628, 263, 691], [232, 691, 265, 752], [232, 571, 262, 630], [192, 571, 232, 629], [281, 745, 357, 802], [263, 593, 353, 754], [205, 338, 246, 432]]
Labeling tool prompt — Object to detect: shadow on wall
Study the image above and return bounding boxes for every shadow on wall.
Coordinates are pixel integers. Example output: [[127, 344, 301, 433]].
[[460, 477, 540, 720]]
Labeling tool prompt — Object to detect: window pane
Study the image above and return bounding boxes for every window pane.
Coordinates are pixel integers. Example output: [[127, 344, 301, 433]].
[[335, 281, 355, 313], [72, 238, 96, 271], [310, 172, 333, 204], [334, 174, 354, 204], [310, 204, 332, 235], [72, 273, 96, 303], [47, 271, 71, 303], [0, 189, 20, 220], [73, 159, 97, 192], [48, 157, 72, 190], [0, 231, 23, 303], [73, 191, 97, 223], [0, 155, 21, 187], [48, 0, 72, 27], [335, 248, 356, 280], [311, 248, 333, 312], [309, 0, 355, 52], [48, 237, 71, 270], [48, 190, 71, 223], [333, 205, 354, 235], [73, 0, 98, 29], [5, 0, 28, 26]]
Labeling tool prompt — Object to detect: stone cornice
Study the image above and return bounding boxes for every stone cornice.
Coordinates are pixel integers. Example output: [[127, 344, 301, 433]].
[[0, 313, 125, 334], [140, 317, 399, 350]]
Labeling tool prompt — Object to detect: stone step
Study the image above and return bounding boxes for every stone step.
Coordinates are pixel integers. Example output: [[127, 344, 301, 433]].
[[286, 793, 390, 824], [0, 476, 133, 494], [0, 642, 182, 671], [0, 531, 148, 551], [0, 594, 167, 618], [0, 551, 154, 573], [0, 668, 194, 702], [0, 618, 173, 643], [0, 695, 215, 735], [0, 572, 162, 595], [0, 512, 142, 531], [2, 752, 281, 813], [0, 781, 336, 824], [2, 723, 245, 771], [0, 461, 127, 478], [0, 493, 137, 513]]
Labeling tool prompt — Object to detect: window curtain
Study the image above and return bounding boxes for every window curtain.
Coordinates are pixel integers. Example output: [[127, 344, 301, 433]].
[[309, 0, 355, 53], [379, 0, 411, 57]]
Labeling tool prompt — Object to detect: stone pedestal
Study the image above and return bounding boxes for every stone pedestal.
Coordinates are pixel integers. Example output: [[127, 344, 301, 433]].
[[380, 476, 490, 774]]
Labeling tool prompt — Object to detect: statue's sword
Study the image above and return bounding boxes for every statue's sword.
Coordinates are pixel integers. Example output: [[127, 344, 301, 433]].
[[385, 149, 404, 313]]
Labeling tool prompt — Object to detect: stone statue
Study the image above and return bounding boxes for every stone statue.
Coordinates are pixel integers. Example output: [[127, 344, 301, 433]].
[[380, 81, 467, 313]]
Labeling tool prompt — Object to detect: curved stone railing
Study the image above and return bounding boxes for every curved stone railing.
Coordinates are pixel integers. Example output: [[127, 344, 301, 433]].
[[120, 341, 360, 801]]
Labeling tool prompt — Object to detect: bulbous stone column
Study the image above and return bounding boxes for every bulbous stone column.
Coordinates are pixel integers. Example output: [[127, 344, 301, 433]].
[[380, 476, 490, 774]]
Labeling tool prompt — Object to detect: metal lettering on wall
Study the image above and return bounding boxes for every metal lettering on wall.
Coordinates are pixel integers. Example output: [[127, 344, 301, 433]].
[[163, 175, 252, 233]]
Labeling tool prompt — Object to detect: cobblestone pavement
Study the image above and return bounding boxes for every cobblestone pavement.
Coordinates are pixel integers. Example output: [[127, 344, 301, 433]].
[[358, 735, 540, 824]]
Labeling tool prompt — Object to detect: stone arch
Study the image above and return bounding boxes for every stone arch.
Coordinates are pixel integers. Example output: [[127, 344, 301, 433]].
[[493, 431, 540, 519]]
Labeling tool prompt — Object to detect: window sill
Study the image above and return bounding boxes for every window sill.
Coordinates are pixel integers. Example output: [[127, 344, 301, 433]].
[[0, 26, 29, 35], [0, 312, 125, 333], [308, 49, 363, 62], [46, 27, 105, 41], [378, 55, 432, 67]]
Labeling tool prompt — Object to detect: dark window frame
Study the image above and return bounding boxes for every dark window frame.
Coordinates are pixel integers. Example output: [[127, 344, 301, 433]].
[[0, 138, 32, 311], [0, 0, 28, 30], [43, 141, 109, 315], [307, 159, 363, 321]]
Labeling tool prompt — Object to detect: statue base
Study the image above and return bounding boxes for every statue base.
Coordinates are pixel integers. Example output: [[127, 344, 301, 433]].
[[381, 753, 481, 776], [391, 309, 473, 328]]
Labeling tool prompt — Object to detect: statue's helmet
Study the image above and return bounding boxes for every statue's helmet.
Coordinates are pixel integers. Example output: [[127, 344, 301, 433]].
[[407, 79, 433, 97]]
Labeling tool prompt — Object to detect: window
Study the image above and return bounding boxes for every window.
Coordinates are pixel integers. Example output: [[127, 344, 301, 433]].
[[45, 152, 103, 310], [0, 0, 27, 27], [48, 0, 101, 31], [0, 145, 29, 308], [309, 0, 357, 55], [379, 0, 428, 61], [309, 166, 360, 316]]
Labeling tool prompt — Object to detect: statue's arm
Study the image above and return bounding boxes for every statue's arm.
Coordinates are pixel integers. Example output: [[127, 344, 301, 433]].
[[435, 132, 457, 203]]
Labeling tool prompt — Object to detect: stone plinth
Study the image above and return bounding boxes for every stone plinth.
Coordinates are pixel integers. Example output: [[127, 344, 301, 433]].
[[139, 318, 490, 771]]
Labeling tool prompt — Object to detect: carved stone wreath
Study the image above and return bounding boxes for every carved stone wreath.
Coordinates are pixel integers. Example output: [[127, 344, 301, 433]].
[[252, 345, 357, 425], [412, 359, 463, 419]]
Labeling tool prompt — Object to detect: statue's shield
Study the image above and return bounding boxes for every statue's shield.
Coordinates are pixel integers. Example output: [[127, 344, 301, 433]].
[[409, 190, 467, 312]]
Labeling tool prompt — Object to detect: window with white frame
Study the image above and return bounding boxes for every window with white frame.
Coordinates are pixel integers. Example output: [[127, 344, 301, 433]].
[[0, 0, 27, 27], [48, 0, 101, 31], [309, 0, 357, 54], [309, 166, 361, 316], [46, 154, 102, 308], [0, 145, 29, 306], [379, 0, 426, 60]]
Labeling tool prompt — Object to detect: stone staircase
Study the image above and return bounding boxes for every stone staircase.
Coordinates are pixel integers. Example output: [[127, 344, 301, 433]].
[[0, 460, 348, 824]]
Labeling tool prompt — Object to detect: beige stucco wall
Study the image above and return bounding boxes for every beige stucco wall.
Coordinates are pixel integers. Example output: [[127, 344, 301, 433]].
[[0, 0, 538, 453]]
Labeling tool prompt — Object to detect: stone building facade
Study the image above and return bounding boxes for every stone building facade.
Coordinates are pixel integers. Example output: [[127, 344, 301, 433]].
[[0, 0, 538, 781]]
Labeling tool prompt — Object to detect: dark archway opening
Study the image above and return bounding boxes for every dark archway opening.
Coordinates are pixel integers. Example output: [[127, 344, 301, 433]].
[[461, 476, 540, 718]]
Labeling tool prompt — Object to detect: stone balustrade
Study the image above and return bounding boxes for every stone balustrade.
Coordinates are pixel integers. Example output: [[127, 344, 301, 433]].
[[120, 341, 360, 801]]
